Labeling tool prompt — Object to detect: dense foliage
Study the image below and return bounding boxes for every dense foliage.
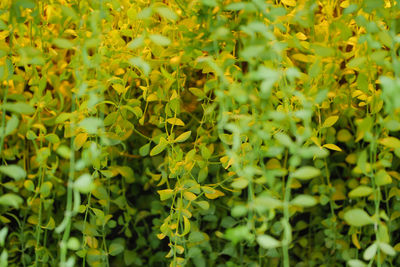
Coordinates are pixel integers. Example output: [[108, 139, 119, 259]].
[[1, 0, 400, 266]]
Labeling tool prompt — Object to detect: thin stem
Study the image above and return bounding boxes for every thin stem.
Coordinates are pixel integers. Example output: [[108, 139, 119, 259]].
[[282, 175, 292, 267], [59, 95, 76, 267]]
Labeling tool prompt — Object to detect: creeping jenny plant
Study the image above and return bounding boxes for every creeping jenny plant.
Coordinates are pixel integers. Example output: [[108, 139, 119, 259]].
[[0, 0, 400, 267]]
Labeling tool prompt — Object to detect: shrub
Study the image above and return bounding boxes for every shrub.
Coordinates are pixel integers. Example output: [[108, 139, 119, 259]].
[[0, 0, 400, 267]]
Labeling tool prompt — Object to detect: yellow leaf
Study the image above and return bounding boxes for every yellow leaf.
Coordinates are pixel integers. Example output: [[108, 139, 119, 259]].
[[86, 236, 98, 249], [291, 179, 302, 189], [295, 32, 307, 40], [180, 216, 190, 236], [352, 234, 361, 249], [379, 137, 400, 149], [310, 136, 321, 147], [205, 190, 225, 199], [174, 131, 191, 143], [220, 156, 234, 169], [181, 208, 192, 218], [340, 0, 350, 8], [42, 217, 55, 230], [157, 189, 174, 201], [112, 84, 126, 95], [282, 0, 296, 6], [337, 129, 352, 142], [150, 137, 168, 156], [183, 191, 197, 201], [146, 93, 158, 102], [322, 115, 339, 128], [175, 245, 184, 254], [201, 186, 216, 194], [292, 53, 312, 62], [157, 233, 166, 240], [73, 132, 88, 151], [323, 144, 342, 152], [28, 215, 38, 225], [167, 118, 185, 126]]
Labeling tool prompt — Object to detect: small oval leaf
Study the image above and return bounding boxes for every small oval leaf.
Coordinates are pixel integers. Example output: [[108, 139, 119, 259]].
[[344, 209, 374, 227]]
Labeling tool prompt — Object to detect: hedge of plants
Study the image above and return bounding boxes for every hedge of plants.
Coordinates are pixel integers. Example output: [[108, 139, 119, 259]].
[[1, 0, 400, 266]]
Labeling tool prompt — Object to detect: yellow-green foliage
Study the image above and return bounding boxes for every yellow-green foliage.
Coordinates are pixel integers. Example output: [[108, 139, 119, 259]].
[[0, 0, 400, 266]]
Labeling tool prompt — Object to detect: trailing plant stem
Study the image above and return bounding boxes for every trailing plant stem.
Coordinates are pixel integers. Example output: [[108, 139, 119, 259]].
[[282, 175, 292, 267]]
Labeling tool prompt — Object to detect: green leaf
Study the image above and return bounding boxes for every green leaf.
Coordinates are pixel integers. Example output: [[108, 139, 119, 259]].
[[109, 242, 124, 256], [348, 186, 373, 198], [61, 6, 78, 20], [357, 150, 368, 174], [174, 131, 191, 143], [0, 250, 7, 267], [26, 130, 37, 140], [157, 189, 174, 201], [124, 250, 142, 266], [0, 194, 23, 209], [375, 169, 392, 186], [16, 0, 35, 8], [231, 205, 247, 217], [53, 38, 74, 49], [0, 20, 7, 31], [166, 118, 185, 126], [127, 35, 145, 49], [0, 227, 8, 247], [363, 243, 378, 260], [252, 196, 283, 212], [150, 137, 168, 156], [291, 166, 321, 180], [347, 259, 367, 267], [91, 208, 104, 220], [79, 117, 103, 134], [290, 195, 317, 207], [379, 137, 400, 149], [378, 242, 396, 256], [201, 0, 218, 7], [189, 87, 206, 99], [322, 115, 339, 128], [136, 7, 152, 19], [3, 115, 19, 136], [45, 133, 60, 144], [275, 132, 292, 147], [347, 57, 366, 69], [195, 201, 210, 210], [344, 209, 374, 227], [40, 181, 53, 198], [118, 166, 135, 183], [74, 174, 94, 194], [188, 231, 205, 243], [155, 6, 178, 21], [67, 237, 80, 251], [2, 102, 35, 114], [55, 113, 71, 124], [128, 57, 151, 76], [139, 143, 150, 156], [24, 180, 35, 192], [149, 34, 171, 46], [0, 165, 26, 181], [121, 105, 143, 118], [181, 216, 191, 236], [256, 234, 281, 249], [225, 225, 252, 244], [231, 178, 249, 189], [312, 44, 335, 57], [56, 145, 71, 159]]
